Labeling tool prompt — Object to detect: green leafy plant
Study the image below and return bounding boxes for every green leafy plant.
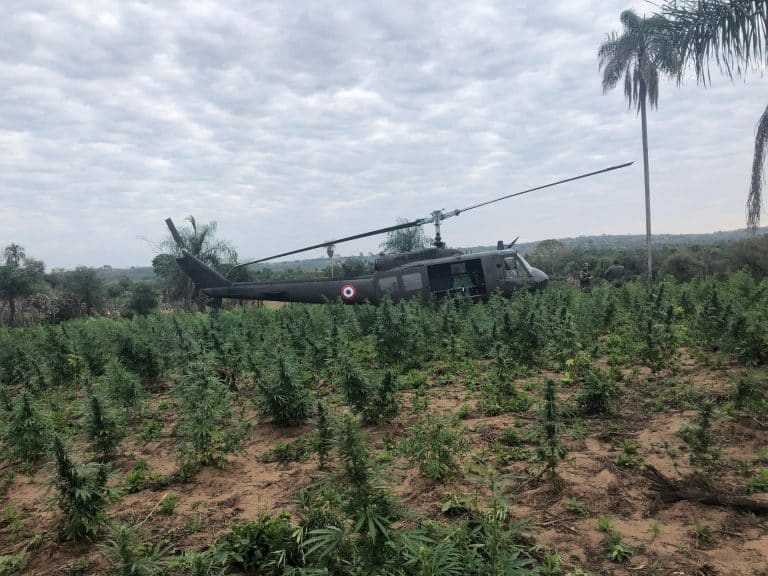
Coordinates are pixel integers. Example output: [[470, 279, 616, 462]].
[[315, 402, 333, 470], [85, 393, 125, 460], [175, 358, 246, 473], [399, 415, 468, 481], [99, 522, 169, 575], [537, 379, 566, 485], [4, 391, 49, 464], [257, 354, 313, 426], [102, 359, 144, 410], [51, 436, 115, 540], [220, 514, 299, 574], [160, 492, 178, 515]]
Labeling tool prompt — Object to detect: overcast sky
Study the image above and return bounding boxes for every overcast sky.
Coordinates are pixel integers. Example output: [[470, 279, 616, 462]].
[[1, 1, 766, 269]]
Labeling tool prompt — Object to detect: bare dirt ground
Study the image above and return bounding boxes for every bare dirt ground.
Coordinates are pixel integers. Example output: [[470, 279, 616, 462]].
[[2, 349, 768, 575]]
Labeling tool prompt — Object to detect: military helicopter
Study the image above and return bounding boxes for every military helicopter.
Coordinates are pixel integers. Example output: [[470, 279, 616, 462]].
[[167, 162, 631, 306]]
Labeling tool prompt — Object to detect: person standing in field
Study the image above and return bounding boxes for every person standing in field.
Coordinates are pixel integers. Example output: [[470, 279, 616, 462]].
[[604, 260, 626, 287]]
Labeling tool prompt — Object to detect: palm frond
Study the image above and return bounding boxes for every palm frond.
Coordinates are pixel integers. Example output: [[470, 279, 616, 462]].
[[748, 101, 768, 230], [661, 0, 768, 83]]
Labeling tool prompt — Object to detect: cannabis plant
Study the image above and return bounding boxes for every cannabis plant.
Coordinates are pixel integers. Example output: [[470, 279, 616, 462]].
[[257, 354, 313, 427], [175, 358, 245, 472], [51, 436, 114, 540], [102, 359, 144, 410], [315, 402, 333, 470], [399, 415, 468, 481], [538, 379, 566, 484], [4, 391, 49, 464], [85, 393, 125, 460]]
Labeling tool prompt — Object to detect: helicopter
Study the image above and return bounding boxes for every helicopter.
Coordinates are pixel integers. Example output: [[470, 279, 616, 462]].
[[167, 161, 632, 306]]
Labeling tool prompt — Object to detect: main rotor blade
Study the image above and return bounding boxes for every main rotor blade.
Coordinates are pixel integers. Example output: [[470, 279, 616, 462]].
[[231, 218, 426, 270], [458, 162, 634, 214]]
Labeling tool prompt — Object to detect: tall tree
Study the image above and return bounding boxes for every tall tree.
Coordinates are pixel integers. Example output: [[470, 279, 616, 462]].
[[659, 0, 768, 231], [64, 267, 105, 316], [380, 219, 431, 253], [599, 10, 680, 282], [3, 244, 25, 267], [0, 245, 44, 326]]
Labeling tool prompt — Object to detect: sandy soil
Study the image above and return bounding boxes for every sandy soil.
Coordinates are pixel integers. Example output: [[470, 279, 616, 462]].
[[2, 350, 767, 576]]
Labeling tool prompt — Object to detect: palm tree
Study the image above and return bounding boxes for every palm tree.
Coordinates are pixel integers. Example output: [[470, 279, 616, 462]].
[[162, 216, 237, 310], [659, 0, 768, 231], [3, 243, 25, 267], [599, 10, 680, 282]]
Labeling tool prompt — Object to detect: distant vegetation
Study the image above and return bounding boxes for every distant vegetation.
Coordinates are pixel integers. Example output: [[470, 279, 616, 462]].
[[1, 224, 767, 326]]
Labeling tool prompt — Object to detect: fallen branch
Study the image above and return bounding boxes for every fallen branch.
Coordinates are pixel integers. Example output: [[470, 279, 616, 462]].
[[643, 465, 768, 514]]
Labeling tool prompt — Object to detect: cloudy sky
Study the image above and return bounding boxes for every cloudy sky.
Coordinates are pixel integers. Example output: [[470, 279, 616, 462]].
[[1, 0, 766, 269]]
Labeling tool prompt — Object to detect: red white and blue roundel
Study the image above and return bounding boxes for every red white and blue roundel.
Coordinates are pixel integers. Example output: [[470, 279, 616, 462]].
[[340, 284, 357, 301]]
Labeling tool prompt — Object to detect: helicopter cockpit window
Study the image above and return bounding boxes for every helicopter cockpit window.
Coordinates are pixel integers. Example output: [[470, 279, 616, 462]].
[[504, 257, 518, 270], [402, 272, 423, 292], [378, 275, 398, 294]]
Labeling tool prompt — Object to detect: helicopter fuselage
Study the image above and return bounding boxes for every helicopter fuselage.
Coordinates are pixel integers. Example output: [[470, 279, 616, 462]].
[[197, 247, 548, 304]]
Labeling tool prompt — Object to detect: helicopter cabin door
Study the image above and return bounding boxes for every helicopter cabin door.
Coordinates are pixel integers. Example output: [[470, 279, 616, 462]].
[[375, 269, 427, 301], [427, 259, 487, 299]]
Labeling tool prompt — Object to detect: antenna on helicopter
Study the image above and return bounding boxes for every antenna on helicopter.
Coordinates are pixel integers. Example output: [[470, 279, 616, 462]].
[[226, 161, 633, 277]]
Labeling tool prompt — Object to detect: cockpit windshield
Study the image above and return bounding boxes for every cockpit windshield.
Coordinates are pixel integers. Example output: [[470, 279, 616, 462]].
[[504, 253, 533, 276]]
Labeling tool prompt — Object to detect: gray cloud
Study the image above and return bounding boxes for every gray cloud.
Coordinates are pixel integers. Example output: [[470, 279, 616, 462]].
[[0, 0, 766, 268]]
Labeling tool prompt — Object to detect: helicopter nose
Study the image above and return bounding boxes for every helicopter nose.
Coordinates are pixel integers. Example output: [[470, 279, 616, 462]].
[[531, 268, 549, 288]]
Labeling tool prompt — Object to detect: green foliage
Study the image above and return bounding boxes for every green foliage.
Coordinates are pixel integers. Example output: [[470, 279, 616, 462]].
[[257, 354, 313, 427], [399, 415, 468, 480], [4, 391, 49, 464], [102, 359, 144, 409], [679, 402, 719, 468], [99, 522, 169, 575], [538, 379, 566, 483], [575, 367, 619, 416], [174, 358, 245, 472], [362, 370, 400, 425], [51, 436, 114, 540], [219, 514, 299, 575], [160, 493, 178, 515], [746, 468, 768, 493], [85, 393, 125, 460], [0, 552, 27, 576], [128, 283, 158, 317], [315, 402, 333, 470]]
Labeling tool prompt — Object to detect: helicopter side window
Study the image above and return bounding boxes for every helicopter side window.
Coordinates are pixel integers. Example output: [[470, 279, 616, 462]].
[[504, 257, 517, 271], [402, 272, 423, 292], [377, 275, 398, 295]]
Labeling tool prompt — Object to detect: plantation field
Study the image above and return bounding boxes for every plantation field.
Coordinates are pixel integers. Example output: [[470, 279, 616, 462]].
[[1, 276, 768, 575]]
